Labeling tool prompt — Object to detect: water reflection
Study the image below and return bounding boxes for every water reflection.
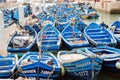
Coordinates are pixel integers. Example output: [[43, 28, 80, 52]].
[[97, 71, 120, 80]]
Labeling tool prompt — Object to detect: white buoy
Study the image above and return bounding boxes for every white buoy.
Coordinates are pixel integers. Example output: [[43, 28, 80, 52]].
[[60, 66, 65, 76], [18, 5, 25, 26], [115, 60, 120, 69]]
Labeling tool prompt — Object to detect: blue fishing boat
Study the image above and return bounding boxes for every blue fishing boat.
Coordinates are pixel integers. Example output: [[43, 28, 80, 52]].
[[87, 46, 120, 77], [87, 8, 99, 19], [62, 25, 89, 49], [2, 9, 13, 27], [78, 9, 89, 20], [55, 9, 69, 32], [11, 8, 19, 21], [0, 54, 18, 78], [37, 24, 61, 51], [56, 16, 68, 32], [41, 15, 55, 27], [7, 25, 37, 52], [110, 20, 120, 44], [36, 11, 48, 21], [57, 49, 103, 80], [67, 13, 87, 32], [24, 4, 32, 17], [18, 51, 60, 79], [84, 22, 117, 46]]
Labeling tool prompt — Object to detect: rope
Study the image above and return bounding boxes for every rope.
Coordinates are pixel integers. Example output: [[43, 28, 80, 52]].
[[9, 69, 18, 79], [47, 65, 56, 80], [91, 54, 96, 80], [37, 29, 42, 80], [37, 52, 40, 80], [18, 67, 28, 79]]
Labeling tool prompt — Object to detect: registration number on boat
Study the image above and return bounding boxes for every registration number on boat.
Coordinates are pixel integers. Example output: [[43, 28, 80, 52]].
[[22, 69, 36, 73], [40, 70, 52, 74], [39, 78, 53, 80], [74, 71, 88, 76]]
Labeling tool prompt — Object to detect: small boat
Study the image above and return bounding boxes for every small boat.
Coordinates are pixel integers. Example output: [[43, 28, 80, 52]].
[[55, 10, 69, 32], [61, 25, 89, 49], [57, 49, 103, 80], [87, 8, 99, 19], [7, 25, 37, 53], [37, 24, 61, 51], [87, 46, 120, 77], [110, 20, 120, 44], [24, 4, 32, 17], [41, 15, 55, 27], [84, 22, 117, 46], [0, 54, 18, 78], [18, 52, 60, 79], [67, 13, 87, 32], [56, 16, 68, 32], [2, 9, 13, 27], [79, 11, 89, 20]]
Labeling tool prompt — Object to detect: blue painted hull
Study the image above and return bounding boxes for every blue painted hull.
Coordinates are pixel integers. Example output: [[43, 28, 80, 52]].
[[67, 13, 87, 32], [66, 69, 100, 80], [87, 9, 99, 19], [2, 9, 13, 27], [62, 25, 89, 49], [37, 24, 61, 51], [41, 15, 55, 27], [0, 54, 18, 78], [58, 50, 103, 80], [18, 52, 60, 79], [84, 22, 117, 46], [7, 25, 37, 52], [56, 21, 68, 32], [24, 5, 32, 17], [111, 20, 120, 44], [88, 46, 120, 76]]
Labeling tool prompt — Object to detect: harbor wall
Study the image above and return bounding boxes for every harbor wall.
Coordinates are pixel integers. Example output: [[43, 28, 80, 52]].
[[85, 1, 120, 14], [95, 2, 120, 13]]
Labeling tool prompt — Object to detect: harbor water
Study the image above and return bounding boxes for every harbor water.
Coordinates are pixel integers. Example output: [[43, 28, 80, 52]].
[[84, 11, 120, 26], [0, 10, 120, 80]]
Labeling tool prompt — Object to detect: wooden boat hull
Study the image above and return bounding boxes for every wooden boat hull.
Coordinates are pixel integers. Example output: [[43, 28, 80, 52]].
[[87, 9, 99, 19], [87, 46, 120, 76], [84, 22, 117, 46], [111, 20, 120, 44], [41, 15, 55, 27], [18, 52, 60, 79], [0, 54, 18, 78], [57, 50, 103, 80], [67, 13, 87, 32], [37, 24, 61, 51], [7, 25, 37, 52], [62, 25, 89, 49]]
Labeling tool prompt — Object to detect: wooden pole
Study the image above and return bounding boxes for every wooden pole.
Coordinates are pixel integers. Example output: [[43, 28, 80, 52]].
[[0, 11, 7, 55], [18, 5, 25, 27], [42, 0, 46, 11], [32, 3, 36, 14], [39, 0, 42, 13]]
